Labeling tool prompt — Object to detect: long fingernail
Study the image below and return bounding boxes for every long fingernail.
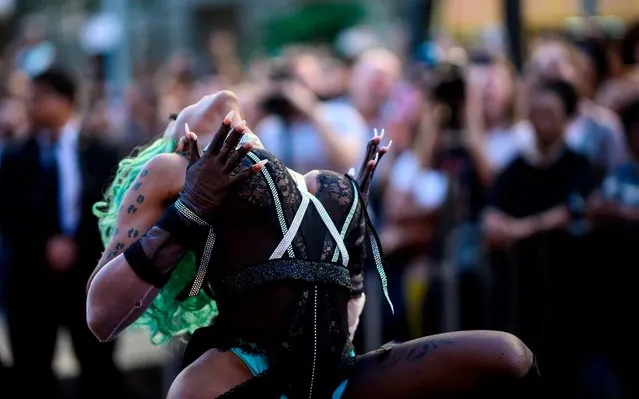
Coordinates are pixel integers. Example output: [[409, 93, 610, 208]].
[[379, 129, 385, 140], [224, 110, 235, 125], [254, 159, 268, 170], [185, 123, 190, 134], [235, 120, 247, 131], [348, 167, 356, 177], [373, 128, 379, 138], [243, 142, 255, 151], [374, 152, 379, 163]]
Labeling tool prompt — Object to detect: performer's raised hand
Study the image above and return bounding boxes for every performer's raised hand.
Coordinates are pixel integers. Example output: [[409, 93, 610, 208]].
[[179, 111, 267, 220], [353, 128, 392, 201]]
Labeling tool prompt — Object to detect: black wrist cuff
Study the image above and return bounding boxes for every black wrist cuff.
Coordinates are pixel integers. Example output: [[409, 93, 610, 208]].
[[124, 240, 173, 288], [157, 204, 190, 237], [157, 200, 213, 248]]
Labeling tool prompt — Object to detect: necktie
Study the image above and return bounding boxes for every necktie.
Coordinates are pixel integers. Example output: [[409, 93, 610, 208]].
[[41, 142, 60, 234]]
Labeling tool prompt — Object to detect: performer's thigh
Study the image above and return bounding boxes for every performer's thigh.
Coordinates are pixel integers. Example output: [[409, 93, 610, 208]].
[[342, 330, 533, 399], [168, 349, 253, 399]]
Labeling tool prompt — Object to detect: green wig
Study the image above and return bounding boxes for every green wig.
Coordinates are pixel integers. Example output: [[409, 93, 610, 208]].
[[93, 137, 218, 345]]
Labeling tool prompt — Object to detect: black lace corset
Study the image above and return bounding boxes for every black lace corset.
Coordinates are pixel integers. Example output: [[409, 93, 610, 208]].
[[200, 149, 363, 338], [181, 148, 367, 398]]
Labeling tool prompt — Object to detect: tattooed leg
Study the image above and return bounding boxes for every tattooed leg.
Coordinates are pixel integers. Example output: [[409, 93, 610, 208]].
[[342, 331, 537, 399]]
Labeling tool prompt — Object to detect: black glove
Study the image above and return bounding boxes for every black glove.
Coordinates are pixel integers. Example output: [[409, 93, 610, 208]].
[[124, 113, 266, 294], [179, 114, 267, 221]]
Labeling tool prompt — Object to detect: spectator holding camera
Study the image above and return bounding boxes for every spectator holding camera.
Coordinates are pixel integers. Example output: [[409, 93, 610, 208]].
[[255, 52, 367, 173]]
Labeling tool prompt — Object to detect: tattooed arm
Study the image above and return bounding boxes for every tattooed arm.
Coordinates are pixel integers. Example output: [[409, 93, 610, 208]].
[[87, 153, 187, 341]]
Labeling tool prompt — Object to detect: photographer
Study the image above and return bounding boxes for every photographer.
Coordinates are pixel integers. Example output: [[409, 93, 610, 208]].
[[421, 60, 495, 332], [255, 54, 368, 173]]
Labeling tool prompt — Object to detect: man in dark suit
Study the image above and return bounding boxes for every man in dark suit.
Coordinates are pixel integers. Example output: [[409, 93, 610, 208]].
[[0, 68, 125, 398]]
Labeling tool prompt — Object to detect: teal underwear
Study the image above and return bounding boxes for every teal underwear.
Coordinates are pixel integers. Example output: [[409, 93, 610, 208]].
[[230, 347, 354, 399]]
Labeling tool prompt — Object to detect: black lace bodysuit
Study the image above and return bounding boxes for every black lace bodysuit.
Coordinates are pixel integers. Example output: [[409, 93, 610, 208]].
[[181, 149, 383, 399]]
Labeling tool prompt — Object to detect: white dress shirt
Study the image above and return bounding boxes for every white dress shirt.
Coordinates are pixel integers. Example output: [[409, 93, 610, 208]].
[[390, 151, 448, 210], [256, 100, 368, 173], [55, 119, 82, 235]]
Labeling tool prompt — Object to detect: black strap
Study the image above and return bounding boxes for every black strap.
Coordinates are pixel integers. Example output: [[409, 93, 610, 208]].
[[156, 205, 190, 242], [213, 259, 351, 300], [157, 203, 211, 251], [123, 240, 173, 288], [345, 174, 393, 311]]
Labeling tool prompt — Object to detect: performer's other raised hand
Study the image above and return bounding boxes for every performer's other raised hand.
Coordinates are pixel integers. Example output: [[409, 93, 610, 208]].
[[179, 111, 267, 220], [354, 128, 392, 201]]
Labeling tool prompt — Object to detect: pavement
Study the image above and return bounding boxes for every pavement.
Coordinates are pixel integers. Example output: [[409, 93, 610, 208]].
[[0, 316, 167, 378]]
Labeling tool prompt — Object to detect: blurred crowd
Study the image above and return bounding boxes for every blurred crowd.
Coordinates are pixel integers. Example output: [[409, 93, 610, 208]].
[[1, 11, 639, 399]]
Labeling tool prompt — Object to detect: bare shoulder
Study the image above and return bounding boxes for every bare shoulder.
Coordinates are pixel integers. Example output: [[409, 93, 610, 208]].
[[305, 170, 353, 206], [305, 169, 350, 190], [167, 349, 252, 399], [141, 152, 188, 199]]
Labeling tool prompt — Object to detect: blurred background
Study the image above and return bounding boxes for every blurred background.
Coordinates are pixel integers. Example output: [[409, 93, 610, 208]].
[[1, 0, 639, 398]]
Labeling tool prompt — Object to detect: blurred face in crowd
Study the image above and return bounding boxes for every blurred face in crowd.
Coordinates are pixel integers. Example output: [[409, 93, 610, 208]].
[[576, 50, 597, 99], [349, 49, 400, 118], [20, 20, 45, 46], [482, 61, 515, 126], [528, 89, 567, 149], [167, 51, 195, 84], [292, 53, 325, 95], [0, 98, 27, 138], [322, 61, 349, 97], [27, 82, 71, 130], [529, 41, 579, 87], [126, 83, 158, 126]]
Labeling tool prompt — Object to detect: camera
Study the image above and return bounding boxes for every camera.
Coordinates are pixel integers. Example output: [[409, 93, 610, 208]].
[[260, 60, 297, 120], [430, 62, 466, 132]]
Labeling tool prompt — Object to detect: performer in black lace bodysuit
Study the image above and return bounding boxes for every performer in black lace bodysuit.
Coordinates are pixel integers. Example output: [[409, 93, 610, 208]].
[[179, 147, 370, 398], [87, 93, 540, 399]]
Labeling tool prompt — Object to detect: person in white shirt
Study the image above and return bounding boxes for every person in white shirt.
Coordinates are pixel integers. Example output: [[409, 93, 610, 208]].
[[256, 53, 368, 174], [0, 68, 124, 398]]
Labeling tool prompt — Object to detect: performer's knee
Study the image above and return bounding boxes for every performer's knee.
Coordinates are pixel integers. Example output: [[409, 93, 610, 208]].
[[479, 332, 541, 398], [493, 332, 536, 378]]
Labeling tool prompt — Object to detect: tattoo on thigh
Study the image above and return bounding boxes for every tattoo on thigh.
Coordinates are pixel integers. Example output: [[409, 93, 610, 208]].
[[376, 339, 456, 370], [133, 182, 142, 191], [140, 169, 148, 178], [127, 228, 139, 238], [127, 205, 138, 214], [405, 339, 455, 362]]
